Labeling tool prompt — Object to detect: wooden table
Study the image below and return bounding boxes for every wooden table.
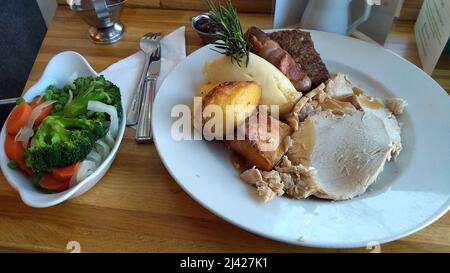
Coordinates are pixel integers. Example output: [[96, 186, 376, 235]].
[[0, 6, 448, 253]]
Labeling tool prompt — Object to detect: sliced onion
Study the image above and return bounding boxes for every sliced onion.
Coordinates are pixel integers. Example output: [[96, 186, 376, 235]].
[[87, 101, 119, 141], [69, 170, 77, 188], [94, 139, 110, 160], [67, 72, 78, 90], [28, 100, 57, 126], [68, 89, 73, 104], [76, 160, 96, 182], [30, 135, 37, 147], [68, 72, 78, 84], [86, 150, 102, 166], [104, 134, 115, 148], [86, 110, 95, 118], [69, 159, 97, 188], [15, 100, 57, 148], [15, 127, 34, 149]]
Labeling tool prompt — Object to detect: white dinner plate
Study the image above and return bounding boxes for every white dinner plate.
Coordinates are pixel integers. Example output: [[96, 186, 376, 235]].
[[152, 30, 450, 248]]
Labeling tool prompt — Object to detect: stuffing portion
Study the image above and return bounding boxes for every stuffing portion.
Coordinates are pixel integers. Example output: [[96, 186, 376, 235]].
[[385, 98, 407, 115], [240, 167, 284, 202], [240, 156, 316, 202], [275, 156, 317, 199]]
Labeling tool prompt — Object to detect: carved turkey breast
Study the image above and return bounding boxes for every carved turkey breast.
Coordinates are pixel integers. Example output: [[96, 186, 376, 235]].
[[288, 110, 395, 200]]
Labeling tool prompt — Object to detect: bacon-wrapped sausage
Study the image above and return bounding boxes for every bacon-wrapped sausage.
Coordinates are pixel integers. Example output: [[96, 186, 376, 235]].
[[247, 27, 311, 92]]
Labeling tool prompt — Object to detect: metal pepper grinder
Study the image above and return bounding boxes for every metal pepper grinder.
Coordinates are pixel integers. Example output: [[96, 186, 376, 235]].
[[69, 0, 126, 44]]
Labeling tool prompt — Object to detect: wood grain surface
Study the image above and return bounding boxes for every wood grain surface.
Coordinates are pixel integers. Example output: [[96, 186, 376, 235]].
[[0, 6, 448, 253], [58, 0, 274, 13], [399, 0, 424, 21], [58, 0, 422, 18]]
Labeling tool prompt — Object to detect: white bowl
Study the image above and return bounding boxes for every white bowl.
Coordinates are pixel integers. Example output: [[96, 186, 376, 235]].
[[0, 51, 126, 208]]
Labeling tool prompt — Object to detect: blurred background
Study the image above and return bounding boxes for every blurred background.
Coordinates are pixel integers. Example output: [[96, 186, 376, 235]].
[[0, 0, 56, 124], [0, 0, 434, 126]]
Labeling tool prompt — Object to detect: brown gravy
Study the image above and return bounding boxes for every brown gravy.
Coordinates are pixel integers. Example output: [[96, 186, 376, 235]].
[[352, 87, 364, 95], [292, 119, 315, 167], [356, 94, 383, 109], [351, 87, 383, 109]]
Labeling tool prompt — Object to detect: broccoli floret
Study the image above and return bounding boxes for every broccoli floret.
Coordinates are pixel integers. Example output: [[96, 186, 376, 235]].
[[91, 112, 107, 125], [42, 85, 57, 101], [62, 83, 74, 93], [72, 76, 94, 96], [24, 116, 105, 174], [42, 85, 70, 115], [64, 75, 122, 118]]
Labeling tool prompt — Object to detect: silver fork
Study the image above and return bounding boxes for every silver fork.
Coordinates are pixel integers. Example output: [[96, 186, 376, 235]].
[[135, 45, 161, 143], [126, 32, 162, 125]]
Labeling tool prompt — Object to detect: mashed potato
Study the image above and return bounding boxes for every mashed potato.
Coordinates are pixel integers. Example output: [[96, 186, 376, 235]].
[[203, 53, 301, 117]]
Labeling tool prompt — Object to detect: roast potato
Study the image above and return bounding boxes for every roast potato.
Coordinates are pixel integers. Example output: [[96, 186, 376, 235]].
[[195, 82, 218, 98], [197, 81, 261, 138], [203, 53, 302, 117]]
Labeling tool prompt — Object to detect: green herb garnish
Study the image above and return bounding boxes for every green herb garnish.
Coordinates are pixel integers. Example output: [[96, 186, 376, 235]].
[[16, 98, 25, 105], [31, 175, 54, 194], [32, 174, 44, 187], [7, 160, 19, 170], [206, 0, 251, 67]]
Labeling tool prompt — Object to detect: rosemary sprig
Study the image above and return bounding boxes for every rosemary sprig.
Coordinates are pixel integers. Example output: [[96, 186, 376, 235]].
[[206, 0, 251, 67]]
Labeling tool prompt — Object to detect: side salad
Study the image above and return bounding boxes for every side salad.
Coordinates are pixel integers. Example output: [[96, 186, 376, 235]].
[[4, 75, 122, 193]]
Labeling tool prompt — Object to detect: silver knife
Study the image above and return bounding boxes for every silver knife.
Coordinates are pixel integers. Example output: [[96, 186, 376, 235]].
[[135, 46, 161, 143]]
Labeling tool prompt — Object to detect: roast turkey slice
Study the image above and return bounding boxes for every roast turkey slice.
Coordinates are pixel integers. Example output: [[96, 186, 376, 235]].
[[354, 95, 402, 160], [288, 110, 394, 200]]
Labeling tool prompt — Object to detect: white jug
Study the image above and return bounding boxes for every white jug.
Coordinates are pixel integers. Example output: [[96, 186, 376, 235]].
[[300, 0, 373, 35]]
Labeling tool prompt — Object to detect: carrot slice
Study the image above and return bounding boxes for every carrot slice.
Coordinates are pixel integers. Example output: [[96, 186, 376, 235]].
[[52, 162, 80, 181], [4, 135, 34, 176], [4, 134, 18, 160], [30, 97, 53, 126], [34, 104, 54, 126], [30, 97, 44, 108], [14, 145, 34, 177], [7, 102, 32, 135], [40, 175, 70, 192]]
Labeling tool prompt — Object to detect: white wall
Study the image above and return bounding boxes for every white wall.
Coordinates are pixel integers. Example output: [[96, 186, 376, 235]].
[[36, 0, 57, 27]]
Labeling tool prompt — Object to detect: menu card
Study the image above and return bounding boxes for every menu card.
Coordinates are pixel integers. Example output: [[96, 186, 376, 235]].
[[414, 0, 450, 74]]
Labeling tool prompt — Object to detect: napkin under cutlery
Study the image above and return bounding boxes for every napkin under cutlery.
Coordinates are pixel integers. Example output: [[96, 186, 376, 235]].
[[101, 26, 186, 128]]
